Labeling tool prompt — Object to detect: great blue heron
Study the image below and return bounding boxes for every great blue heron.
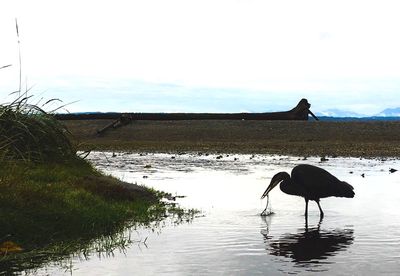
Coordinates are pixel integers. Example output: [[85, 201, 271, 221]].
[[261, 164, 355, 219]]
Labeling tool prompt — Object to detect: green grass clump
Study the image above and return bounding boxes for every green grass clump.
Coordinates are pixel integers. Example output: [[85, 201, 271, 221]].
[[0, 96, 198, 273], [0, 158, 194, 273], [0, 96, 75, 162], [0, 159, 158, 249]]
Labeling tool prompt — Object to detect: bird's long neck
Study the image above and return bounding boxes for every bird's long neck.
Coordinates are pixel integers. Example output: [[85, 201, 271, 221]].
[[279, 173, 298, 196]]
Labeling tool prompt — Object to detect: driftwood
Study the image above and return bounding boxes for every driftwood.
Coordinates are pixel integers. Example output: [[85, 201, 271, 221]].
[[55, 99, 318, 121], [95, 114, 133, 135], [55, 99, 318, 135]]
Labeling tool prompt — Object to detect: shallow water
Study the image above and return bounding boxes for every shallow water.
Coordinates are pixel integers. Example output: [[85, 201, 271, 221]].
[[39, 152, 400, 275]]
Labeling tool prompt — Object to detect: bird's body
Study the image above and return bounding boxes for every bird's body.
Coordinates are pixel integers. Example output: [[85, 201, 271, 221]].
[[261, 164, 354, 219]]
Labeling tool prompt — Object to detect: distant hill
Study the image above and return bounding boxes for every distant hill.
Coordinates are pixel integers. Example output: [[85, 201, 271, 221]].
[[318, 116, 400, 121], [375, 107, 400, 117], [316, 107, 400, 120], [316, 109, 366, 118]]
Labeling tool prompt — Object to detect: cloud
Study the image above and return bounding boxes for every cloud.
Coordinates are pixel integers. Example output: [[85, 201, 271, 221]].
[[1, 1, 400, 114]]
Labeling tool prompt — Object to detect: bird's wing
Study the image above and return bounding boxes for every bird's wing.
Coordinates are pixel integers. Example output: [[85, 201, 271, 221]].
[[292, 164, 353, 199]]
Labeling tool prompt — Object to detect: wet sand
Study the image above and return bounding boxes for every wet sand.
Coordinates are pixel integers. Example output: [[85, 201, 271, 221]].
[[63, 120, 400, 157]]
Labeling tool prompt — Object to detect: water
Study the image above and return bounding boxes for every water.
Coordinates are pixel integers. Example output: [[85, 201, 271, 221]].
[[39, 152, 400, 275]]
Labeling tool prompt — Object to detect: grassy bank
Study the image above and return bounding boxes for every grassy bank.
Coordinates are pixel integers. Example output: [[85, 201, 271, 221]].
[[64, 119, 400, 158], [0, 157, 193, 273], [0, 99, 196, 273], [0, 158, 158, 249]]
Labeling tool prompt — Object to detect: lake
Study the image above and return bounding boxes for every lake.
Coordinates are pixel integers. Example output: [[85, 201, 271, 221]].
[[36, 152, 400, 275]]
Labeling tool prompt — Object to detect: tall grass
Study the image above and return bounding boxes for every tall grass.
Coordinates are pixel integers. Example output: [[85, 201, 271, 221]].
[[0, 19, 75, 162], [0, 95, 76, 162]]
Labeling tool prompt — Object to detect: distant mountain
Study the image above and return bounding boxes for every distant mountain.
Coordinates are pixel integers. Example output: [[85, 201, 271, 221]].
[[315, 106, 400, 121], [375, 107, 400, 117], [316, 109, 365, 118]]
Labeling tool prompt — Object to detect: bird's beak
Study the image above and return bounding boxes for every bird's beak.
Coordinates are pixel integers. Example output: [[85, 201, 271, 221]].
[[261, 177, 281, 199]]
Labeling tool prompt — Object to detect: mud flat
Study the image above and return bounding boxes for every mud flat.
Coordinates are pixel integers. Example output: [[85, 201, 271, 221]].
[[63, 120, 400, 157]]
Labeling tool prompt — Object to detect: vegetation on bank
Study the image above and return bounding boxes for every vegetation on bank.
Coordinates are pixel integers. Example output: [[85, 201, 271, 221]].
[[0, 158, 193, 273], [0, 159, 156, 248], [0, 95, 75, 162], [0, 98, 196, 273]]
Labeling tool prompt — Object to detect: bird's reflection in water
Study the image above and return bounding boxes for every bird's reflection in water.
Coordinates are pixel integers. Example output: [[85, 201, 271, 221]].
[[261, 217, 354, 268]]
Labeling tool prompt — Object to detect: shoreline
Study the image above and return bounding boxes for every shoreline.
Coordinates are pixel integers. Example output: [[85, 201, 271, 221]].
[[85, 150, 399, 161]]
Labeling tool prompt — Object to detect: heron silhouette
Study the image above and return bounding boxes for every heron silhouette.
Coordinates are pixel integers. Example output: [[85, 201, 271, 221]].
[[261, 164, 355, 220]]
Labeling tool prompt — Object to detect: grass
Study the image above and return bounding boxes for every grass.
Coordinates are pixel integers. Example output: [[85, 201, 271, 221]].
[[1, 159, 143, 248], [0, 158, 198, 273], [0, 98, 198, 274], [0, 158, 197, 275], [0, 95, 75, 162]]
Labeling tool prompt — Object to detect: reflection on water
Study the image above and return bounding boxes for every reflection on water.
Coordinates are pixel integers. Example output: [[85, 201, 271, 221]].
[[30, 152, 400, 275], [261, 216, 354, 270]]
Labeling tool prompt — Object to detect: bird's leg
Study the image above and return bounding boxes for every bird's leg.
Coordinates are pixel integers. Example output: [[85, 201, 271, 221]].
[[316, 200, 324, 219], [317, 216, 323, 231], [304, 199, 309, 230], [304, 199, 309, 217]]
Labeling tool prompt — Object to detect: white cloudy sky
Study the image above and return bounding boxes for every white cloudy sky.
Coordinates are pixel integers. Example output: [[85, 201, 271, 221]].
[[1, 0, 399, 115]]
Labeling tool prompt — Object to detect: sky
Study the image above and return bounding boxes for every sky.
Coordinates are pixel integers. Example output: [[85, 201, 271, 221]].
[[0, 0, 400, 115]]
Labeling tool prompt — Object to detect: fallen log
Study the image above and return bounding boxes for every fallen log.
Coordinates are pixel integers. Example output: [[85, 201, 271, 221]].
[[96, 114, 132, 135], [55, 99, 318, 121]]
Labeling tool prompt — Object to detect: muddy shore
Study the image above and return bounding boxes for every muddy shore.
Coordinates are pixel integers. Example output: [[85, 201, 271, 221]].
[[63, 120, 400, 158]]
